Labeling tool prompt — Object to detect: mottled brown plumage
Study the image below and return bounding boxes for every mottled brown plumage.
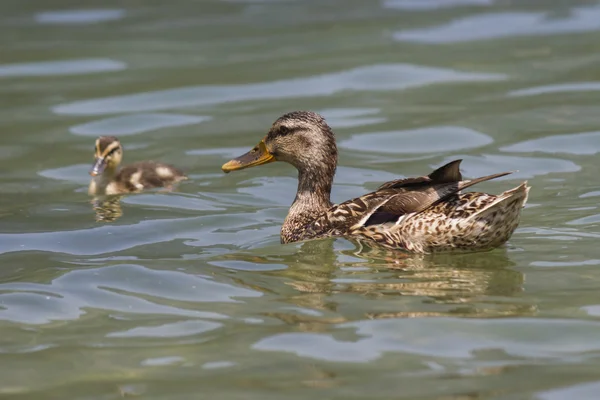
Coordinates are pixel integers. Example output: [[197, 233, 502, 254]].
[[222, 111, 530, 253], [88, 136, 187, 196]]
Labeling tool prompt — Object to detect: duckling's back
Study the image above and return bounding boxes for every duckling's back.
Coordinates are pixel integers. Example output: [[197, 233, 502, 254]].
[[115, 161, 187, 192]]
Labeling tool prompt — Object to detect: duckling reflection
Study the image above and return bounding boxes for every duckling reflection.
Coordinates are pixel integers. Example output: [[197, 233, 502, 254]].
[[217, 238, 532, 330], [92, 195, 123, 222], [89, 136, 187, 196]]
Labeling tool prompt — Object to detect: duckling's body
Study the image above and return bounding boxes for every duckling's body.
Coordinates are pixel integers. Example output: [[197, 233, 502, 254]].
[[88, 136, 187, 196], [222, 111, 530, 254]]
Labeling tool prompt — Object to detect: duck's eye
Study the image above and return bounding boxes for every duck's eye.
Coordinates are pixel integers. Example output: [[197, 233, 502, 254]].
[[107, 147, 119, 157], [279, 126, 290, 135]]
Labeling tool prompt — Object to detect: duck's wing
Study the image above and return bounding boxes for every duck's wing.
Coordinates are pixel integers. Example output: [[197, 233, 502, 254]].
[[304, 160, 512, 237], [376, 159, 463, 190], [364, 170, 512, 227]]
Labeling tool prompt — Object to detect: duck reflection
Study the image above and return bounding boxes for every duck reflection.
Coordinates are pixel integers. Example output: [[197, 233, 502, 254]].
[[219, 238, 533, 328], [91, 195, 123, 222]]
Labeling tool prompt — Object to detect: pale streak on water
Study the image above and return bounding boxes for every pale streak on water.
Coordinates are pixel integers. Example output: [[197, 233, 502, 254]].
[[1, 0, 600, 398]]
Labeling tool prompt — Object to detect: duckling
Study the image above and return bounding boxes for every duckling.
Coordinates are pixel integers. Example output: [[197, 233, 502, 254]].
[[222, 111, 530, 254], [88, 136, 187, 196]]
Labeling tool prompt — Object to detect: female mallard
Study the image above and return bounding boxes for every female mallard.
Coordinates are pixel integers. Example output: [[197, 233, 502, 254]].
[[222, 111, 530, 253], [89, 136, 187, 196]]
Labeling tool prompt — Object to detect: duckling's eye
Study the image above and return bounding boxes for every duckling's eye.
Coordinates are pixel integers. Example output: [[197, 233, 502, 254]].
[[107, 147, 120, 157]]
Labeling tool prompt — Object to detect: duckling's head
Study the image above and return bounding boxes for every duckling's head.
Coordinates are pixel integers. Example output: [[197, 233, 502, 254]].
[[222, 111, 337, 176], [90, 136, 123, 176]]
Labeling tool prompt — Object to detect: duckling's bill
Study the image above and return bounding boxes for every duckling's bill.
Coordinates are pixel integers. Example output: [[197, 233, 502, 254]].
[[222, 139, 275, 173], [90, 157, 106, 176]]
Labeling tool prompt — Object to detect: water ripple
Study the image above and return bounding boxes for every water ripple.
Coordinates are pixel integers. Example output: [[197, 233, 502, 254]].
[[70, 113, 211, 137], [107, 319, 223, 338], [539, 381, 600, 400], [501, 131, 600, 156], [123, 194, 225, 212], [38, 164, 95, 185], [580, 191, 600, 199], [254, 317, 600, 362], [566, 214, 600, 226], [52, 64, 506, 115], [531, 260, 600, 268], [507, 82, 600, 97], [383, 0, 493, 11], [394, 4, 600, 43], [0, 264, 257, 324], [34, 9, 126, 24], [202, 361, 237, 369], [0, 59, 125, 78], [0, 214, 274, 256], [339, 126, 493, 154]]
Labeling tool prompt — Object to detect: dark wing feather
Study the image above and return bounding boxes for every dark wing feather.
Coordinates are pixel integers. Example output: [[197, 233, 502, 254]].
[[374, 170, 513, 219], [377, 159, 463, 190]]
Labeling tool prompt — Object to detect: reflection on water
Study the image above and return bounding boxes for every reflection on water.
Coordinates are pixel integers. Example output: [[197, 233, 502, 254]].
[[3, 0, 600, 398], [219, 239, 530, 329], [92, 196, 123, 222]]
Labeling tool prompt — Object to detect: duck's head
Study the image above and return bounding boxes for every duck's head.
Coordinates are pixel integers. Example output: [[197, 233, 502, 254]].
[[222, 111, 337, 176], [90, 136, 123, 176]]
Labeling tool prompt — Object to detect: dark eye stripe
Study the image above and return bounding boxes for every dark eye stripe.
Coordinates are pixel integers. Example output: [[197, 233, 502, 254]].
[[279, 126, 298, 136], [267, 126, 297, 141]]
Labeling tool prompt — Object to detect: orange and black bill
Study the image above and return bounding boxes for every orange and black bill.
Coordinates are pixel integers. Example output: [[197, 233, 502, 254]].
[[222, 138, 275, 173]]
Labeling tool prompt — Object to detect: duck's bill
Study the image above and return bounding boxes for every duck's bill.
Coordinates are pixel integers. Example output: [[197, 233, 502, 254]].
[[90, 157, 106, 176], [222, 139, 275, 173]]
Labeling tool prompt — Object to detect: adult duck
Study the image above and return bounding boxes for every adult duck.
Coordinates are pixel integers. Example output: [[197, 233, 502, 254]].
[[222, 111, 529, 253]]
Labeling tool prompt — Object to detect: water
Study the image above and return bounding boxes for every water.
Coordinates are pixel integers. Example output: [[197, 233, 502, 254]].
[[1, 0, 600, 398]]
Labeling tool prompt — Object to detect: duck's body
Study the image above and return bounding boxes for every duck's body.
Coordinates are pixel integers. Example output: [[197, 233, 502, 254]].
[[222, 111, 530, 254], [294, 176, 528, 253], [88, 136, 187, 196]]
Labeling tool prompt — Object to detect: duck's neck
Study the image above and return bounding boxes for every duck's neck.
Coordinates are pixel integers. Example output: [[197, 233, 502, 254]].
[[282, 166, 334, 242], [88, 167, 118, 195]]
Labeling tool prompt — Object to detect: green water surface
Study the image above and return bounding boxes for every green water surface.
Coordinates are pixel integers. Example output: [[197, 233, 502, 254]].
[[2, 1, 600, 399]]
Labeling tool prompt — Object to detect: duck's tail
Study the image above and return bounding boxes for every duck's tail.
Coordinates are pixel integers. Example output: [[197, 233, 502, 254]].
[[467, 181, 530, 221]]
